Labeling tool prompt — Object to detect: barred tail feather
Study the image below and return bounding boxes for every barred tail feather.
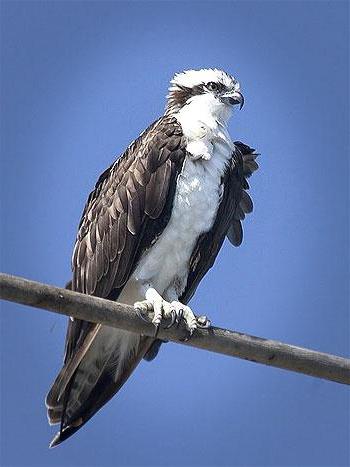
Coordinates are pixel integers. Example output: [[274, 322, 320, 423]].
[[46, 326, 152, 447]]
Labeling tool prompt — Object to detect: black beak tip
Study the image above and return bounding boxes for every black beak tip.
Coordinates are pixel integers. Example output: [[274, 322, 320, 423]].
[[227, 93, 244, 109], [238, 93, 245, 110]]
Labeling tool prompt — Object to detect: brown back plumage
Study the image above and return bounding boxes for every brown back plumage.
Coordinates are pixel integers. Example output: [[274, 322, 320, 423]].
[[46, 114, 258, 446], [46, 116, 187, 446]]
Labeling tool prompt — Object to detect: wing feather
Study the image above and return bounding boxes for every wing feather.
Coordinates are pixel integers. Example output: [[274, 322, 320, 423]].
[[181, 142, 258, 304], [145, 142, 259, 363], [46, 116, 187, 445], [145, 159, 172, 218]]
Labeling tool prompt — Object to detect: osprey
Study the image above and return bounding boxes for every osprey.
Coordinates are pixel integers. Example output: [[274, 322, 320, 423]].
[[46, 68, 258, 446]]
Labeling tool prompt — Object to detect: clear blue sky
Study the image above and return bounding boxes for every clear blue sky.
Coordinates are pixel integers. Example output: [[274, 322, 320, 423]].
[[1, 1, 349, 466]]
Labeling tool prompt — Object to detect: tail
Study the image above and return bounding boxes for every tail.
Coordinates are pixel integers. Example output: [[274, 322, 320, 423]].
[[46, 325, 152, 447]]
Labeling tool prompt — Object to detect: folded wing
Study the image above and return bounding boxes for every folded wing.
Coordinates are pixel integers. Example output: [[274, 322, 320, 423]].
[[46, 116, 187, 446]]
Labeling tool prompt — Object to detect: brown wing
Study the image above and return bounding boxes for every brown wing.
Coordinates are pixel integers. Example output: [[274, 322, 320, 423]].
[[181, 141, 259, 304], [73, 117, 186, 298], [61, 116, 186, 363], [46, 115, 187, 445]]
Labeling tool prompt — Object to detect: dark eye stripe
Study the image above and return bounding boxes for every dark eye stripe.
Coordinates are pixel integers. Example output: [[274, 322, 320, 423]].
[[167, 81, 228, 112], [206, 82, 226, 93]]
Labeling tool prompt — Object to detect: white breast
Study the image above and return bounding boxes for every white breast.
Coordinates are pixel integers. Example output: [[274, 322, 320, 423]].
[[131, 109, 234, 300]]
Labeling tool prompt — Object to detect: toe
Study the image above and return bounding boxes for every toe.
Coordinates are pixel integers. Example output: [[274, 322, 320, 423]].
[[151, 299, 164, 326], [183, 306, 197, 332], [170, 302, 198, 334], [197, 315, 211, 328], [134, 301, 152, 312]]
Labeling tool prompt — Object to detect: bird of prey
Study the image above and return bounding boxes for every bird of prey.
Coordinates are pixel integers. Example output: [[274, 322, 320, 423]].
[[46, 68, 258, 447]]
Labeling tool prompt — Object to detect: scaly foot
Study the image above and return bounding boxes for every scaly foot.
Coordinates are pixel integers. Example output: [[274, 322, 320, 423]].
[[134, 288, 210, 339]]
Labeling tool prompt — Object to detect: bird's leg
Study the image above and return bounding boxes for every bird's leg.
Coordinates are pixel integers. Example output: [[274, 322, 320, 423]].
[[135, 288, 178, 337], [166, 287, 211, 333], [134, 287, 211, 339], [169, 301, 211, 341]]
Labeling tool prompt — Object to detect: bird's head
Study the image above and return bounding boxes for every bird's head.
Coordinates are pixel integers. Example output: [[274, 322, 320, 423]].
[[166, 68, 244, 121]]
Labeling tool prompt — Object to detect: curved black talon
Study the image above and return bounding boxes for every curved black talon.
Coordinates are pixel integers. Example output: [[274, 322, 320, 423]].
[[196, 315, 211, 329], [175, 309, 184, 327], [135, 307, 152, 324], [164, 310, 177, 329], [179, 328, 194, 342], [153, 323, 160, 339]]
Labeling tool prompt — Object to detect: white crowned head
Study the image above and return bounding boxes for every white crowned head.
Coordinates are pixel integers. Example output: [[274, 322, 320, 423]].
[[166, 68, 244, 119]]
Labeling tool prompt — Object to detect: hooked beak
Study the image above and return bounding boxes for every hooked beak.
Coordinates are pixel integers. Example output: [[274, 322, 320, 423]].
[[221, 90, 245, 109]]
